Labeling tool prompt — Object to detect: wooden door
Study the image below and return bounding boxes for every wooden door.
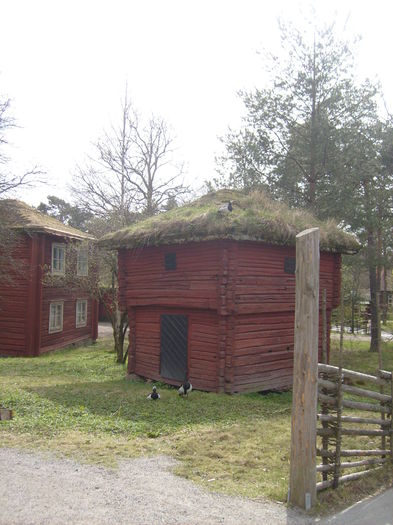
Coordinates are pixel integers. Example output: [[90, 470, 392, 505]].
[[160, 314, 188, 381]]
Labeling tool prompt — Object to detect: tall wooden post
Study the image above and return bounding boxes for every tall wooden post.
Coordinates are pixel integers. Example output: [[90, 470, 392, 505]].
[[289, 228, 320, 510]]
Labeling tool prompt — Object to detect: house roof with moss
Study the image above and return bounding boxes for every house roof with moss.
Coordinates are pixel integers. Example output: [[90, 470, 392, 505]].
[[99, 189, 360, 254], [0, 199, 93, 240]]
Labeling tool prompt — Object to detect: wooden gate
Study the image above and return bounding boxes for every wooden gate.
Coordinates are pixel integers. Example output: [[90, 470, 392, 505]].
[[160, 314, 188, 381]]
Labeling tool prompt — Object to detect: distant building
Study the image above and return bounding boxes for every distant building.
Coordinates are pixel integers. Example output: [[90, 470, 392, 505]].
[[0, 200, 98, 356]]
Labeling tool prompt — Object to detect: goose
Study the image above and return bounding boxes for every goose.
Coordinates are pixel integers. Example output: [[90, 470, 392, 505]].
[[178, 381, 192, 396], [218, 201, 233, 213], [147, 385, 160, 400]]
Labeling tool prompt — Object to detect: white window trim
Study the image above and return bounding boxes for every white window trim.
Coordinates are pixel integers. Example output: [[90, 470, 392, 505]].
[[76, 299, 88, 328], [77, 247, 88, 277], [51, 243, 66, 275], [49, 301, 64, 334]]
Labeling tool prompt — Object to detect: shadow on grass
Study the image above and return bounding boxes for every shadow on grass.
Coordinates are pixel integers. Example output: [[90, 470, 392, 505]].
[[24, 379, 292, 437]]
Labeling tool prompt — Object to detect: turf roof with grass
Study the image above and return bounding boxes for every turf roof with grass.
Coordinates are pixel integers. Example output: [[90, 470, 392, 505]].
[[100, 189, 360, 254], [0, 199, 93, 240]]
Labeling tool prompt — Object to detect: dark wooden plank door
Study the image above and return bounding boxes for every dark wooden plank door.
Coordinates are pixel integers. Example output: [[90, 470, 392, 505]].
[[160, 314, 188, 381]]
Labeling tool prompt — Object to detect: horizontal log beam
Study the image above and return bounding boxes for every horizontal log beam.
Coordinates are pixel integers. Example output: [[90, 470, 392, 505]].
[[317, 414, 390, 426], [318, 377, 337, 391], [318, 363, 390, 386], [318, 393, 337, 406], [317, 427, 390, 437], [342, 384, 391, 403], [317, 457, 387, 472], [316, 467, 382, 491], [316, 478, 335, 491], [318, 378, 391, 402], [318, 393, 391, 413], [342, 399, 391, 414], [317, 448, 388, 458]]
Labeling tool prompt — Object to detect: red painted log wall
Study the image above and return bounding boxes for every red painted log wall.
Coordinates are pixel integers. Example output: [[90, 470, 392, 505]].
[[40, 235, 97, 353], [120, 243, 220, 310], [0, 234, 31, 356], [0, 232, 97, 357], [230, 242, 337, 392], [119, 240, 341, 393]]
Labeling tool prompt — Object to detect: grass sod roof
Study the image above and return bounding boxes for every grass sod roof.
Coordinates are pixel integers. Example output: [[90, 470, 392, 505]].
[[0, 199, 94, 240], [99, 189, 360, 254]]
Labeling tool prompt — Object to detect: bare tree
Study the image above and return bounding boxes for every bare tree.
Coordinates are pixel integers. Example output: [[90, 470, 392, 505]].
[[0, 94, 44, 290], [0, 95, 44, 197], [72, 91, 188, 223], [70, 92, 189, 362]]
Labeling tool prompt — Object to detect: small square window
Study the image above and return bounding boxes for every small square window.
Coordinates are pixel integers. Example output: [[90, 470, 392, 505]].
[[77, 247, 88, 276], [52, 243, 65, 275], [76, 299, 87, 327], [49, 301, 63, 333], [165, 253, 176, 270], [284, 257, 296, 274]]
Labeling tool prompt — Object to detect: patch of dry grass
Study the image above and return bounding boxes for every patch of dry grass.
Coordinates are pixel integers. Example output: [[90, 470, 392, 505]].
[[171, 418, 291, 501]]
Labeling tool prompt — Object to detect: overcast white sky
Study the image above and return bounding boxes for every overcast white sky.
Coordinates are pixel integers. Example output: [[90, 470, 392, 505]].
[[1, 0, 393, 207]]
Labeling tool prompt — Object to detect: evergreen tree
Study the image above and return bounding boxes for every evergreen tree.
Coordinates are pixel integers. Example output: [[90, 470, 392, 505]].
[[218, 21, 377, 217], [219, 19, 393, 355]]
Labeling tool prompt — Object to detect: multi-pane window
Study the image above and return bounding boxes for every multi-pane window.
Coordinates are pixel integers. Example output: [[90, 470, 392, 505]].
[[51, 243, 65, 274], [49, 302, 63, 333], [77, 247, 88, 276], [76, 299, 88, 327]]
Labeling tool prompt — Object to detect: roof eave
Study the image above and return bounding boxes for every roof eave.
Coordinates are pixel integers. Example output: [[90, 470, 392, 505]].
[[20, 225, 95, 241]]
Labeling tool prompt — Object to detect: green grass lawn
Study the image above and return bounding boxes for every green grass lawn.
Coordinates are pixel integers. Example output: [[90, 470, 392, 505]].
[[330, 337, 393, 374], [0, 336, 392, 509], [0, 339, 292, 501]]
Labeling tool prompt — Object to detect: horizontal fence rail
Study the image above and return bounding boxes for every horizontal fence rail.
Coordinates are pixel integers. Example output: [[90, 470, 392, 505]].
[[316, 363, 392, 492]]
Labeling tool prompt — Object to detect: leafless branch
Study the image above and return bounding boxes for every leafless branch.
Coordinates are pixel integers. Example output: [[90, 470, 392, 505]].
[[71, 91, 189, 221]]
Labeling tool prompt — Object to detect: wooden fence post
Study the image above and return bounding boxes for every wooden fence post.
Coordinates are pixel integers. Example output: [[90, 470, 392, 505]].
[[289, 228, 320, 510]]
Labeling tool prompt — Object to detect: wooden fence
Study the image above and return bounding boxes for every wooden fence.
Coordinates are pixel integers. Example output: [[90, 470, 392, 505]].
[[316, 363, 393, 491]]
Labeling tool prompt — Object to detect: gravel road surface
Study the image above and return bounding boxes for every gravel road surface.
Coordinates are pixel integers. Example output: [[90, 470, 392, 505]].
[[0, 448, 311, 525]]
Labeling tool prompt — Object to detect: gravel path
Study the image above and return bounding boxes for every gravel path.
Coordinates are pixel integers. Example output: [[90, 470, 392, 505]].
[[0, 448, 311, 525]]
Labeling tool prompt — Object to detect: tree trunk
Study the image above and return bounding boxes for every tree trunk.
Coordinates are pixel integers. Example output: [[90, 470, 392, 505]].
[[381, 241, 388, 325], [351, 292, 355, 334], [112, 307, 128, 363], [367, 229, 381, 353]]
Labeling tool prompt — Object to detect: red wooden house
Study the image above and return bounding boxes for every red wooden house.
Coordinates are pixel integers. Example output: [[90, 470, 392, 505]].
[[0, 199, 98, 357], [101, 190, 358, 393]]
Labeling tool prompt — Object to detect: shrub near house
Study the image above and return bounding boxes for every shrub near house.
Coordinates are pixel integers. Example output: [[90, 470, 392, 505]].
[[0, 199, 98, 357]]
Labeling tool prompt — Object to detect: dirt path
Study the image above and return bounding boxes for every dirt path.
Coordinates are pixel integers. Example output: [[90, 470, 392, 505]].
[[0, 448, 311, 525]]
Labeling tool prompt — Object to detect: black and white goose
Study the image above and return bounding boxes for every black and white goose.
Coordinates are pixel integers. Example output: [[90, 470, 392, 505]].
[[218, 201, 233, 214], [178, 381, 192, 397], [147, 385, 160, 400]]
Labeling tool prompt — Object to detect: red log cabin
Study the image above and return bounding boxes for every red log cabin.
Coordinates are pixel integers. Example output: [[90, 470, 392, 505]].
[[0, 199, 98, 357], [101, 190, 358, 393]]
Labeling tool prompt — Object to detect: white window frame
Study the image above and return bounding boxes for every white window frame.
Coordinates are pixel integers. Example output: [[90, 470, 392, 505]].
[[76, 299, 88, 328], [77, 247, 88, 276], [49, 301, 64, 334], [51, 243, 66, 275]]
